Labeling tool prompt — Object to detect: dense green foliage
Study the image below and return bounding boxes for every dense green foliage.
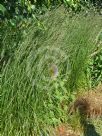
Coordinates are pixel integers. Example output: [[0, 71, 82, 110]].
[[0, 0, 102, 19], [90, 49, 102, 86], [87, 31, 102, 87], [1, 7, 102, 135], [0, 18, 36, 71]]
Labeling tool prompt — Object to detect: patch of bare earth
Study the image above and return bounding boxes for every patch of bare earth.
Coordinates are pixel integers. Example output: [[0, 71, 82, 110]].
[[49, 124, 81, 136]]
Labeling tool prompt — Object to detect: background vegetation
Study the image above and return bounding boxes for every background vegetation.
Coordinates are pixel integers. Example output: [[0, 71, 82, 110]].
[[0, 0, 102, 20]]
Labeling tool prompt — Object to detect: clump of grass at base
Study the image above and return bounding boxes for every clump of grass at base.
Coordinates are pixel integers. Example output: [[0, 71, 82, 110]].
[[1, 7, 102, 136]]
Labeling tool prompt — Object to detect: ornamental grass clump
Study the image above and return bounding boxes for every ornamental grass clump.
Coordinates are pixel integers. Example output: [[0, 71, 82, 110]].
[[1, 7, 102, 135]]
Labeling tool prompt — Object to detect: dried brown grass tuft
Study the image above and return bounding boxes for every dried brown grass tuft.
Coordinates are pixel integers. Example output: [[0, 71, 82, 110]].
[[70, 85, 102, 118]]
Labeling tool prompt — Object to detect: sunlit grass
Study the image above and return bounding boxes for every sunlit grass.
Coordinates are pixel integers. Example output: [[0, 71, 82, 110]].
[[1, 7, 102, 136]]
